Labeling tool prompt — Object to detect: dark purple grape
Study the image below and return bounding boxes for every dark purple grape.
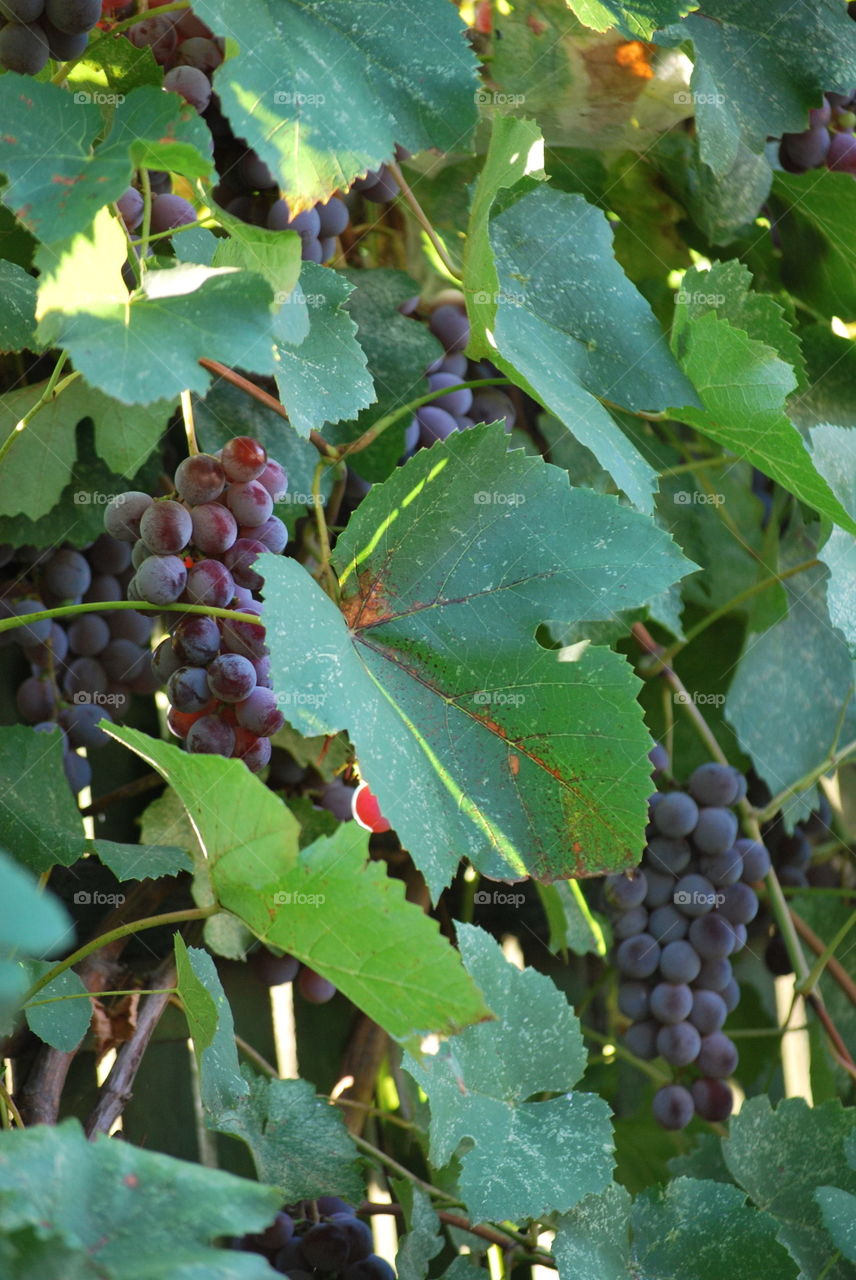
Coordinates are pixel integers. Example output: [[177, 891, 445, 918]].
[[173, 615, 221, 666], [224, 538, 266, 591], [67, 614, 110, 657], [647, 904, 688, 943], [45, 0, 100, 34], [257, 460, 288, 501], [656, 1021, 701, 1067], [101, 639, 147, 683], [164, 64, 212, 112], [618, 981, 650, 1020], [328, 1214, 373, 1264], [105, 491, 153, 542], [186, 715, 235, 755], [150, 193, 197, 233], [63, 749, 92, 794], [652, 1084, 694, 1130], [673, 873, 717, 916], [691, 1077, 733, 1121], [83, 573, 122, 604], [615, 933, 660, 979], [659, 939, 701, 984], [253, 948, 300, 986], [237, 734, 271, 772], [168, 666, 213, 713], [0, 0, 44, 21], [343, 1256, 396, 1280], [221, 610, 267, 660], [23, 621, 68, 668], [60, 702, 112, 750], [780, 125, 831, 172], [316, 1198, 356, 1218], [428, 304, 469, 352], [696, 957, 732, 992], [140, 501, 192, 555], [226, 480, 274, 528], [427, 371, 473, 417], [175, 454, 226, 505], [688, 913, 736, 960], [89, 534, 132, 575], [176, 34, 223, 72], [692, 807, 738, 856], [251, 516, 288, 553], [316, 196, 349, 237], [645, 837, 691, 876], [134, 554, 188, 605], [16, 676, 57, 723], [649, 743, 669, 776], [299, 1222, 353, 1271], [221, 436, 267, 483], [687, 763, 741, 807], [689, 989, 727, 1035], [604, 869, 647, 910], [721, 978, 740, 1013], [623, 1020, 658, 1059], [737, 837, 771, 882], [108, 610, 153, 645], [127, 14, 177, 64], [643, 869, 674, 908], [653, 791, 699, 837], [696, 1031, 738, 1077], [235, 687, 284, 736], [185, 559, 235, 608], [828, 131, 856, 173], [0, 20, 49, 75], [151, 637, 183, 682], [699, 849, 743, 886], [117, 187, 144, 231], [470, 387, 516, 431], [297, 967, 337, 1004], [417, 405, 459, 444], [207, 653, 256, 702], [718, 883, 758, 925], [44, 548, 91, 601], [649, 982, 693, 1025], [245, 1210, 295, 1254], [63, 656, 108, 700], [613, 905, 648, 941], [191, 502, 238, 555]]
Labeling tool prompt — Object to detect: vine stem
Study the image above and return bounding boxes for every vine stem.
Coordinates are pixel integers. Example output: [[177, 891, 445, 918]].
[[360, 1203, 553, 1263], [631, 621, 856, 1074], [792, 910, 856, 1007], [0, 598, 265, 637], [25, 987, 176, 1008], [312, 456, 341, 601], [23, 906, 218, 1003], [0, 1083, 24, 1130], [386, 162, 460, 280], [0, 357, 76, 469], [196, 359, 335, 457], [138, 166, 153, 265], [754, 736, 856, 825], [796, 910, 856, 998], [660, 559, 820, 664], [348, 1131, 459, 1204], [337, 378, 512, 460], [582, 1024, 670, 1085], [181, 389, 199, 456]]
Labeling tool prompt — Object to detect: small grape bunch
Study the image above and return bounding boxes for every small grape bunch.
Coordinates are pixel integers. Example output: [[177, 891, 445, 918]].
[[251, 946, 338, 1005], [605, 760, 769, 1130], [0, 0, 102, 78], [105, 435, 289, 771], [230, 1196, 395, 1280]]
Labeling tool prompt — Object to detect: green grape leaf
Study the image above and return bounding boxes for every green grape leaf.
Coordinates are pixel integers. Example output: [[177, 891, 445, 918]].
[[23, 964, 91, 1053], [93, 840, 191, 884], [0, 82, 211, 244], [816, 1187, 856, 1265], [671, 309, 856, 537], [553, 1183, 632, 1280], [0, 849, 74, 1036], [274, 263, 374, 437], [395, 1189, 444, 1280], [466, 121, 697, 512], [262, 425, 694, 897], [180, 942, 364, 1201], [568, 0, 693, 39], [0, 261, 40, 354], [536, 882, 607, 957], [656, 132, 772, 248], [67, 29, 162, 97], [323, 269, 443, 481], [0, 376, 174, 521], [724, 1096, 856, 1280], [0, 1118, 283, 1278], [810, 425, 856, 653], [193, 0, 478, 211], [404, 924, 613, 1222], [35, 210, 276, 406], [672, 1, 856, 177], [772, 172, 856, 323], [0, 727, 86, 873], [107, 730, 491, 1046], [211, 215, 304, 344]]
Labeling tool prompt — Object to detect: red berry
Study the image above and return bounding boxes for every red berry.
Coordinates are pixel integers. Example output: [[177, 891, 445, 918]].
[[352, 781, 391, 833]]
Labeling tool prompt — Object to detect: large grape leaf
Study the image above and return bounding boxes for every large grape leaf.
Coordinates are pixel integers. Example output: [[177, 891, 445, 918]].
[[0, 82, 211, 244], [723, 1098, 856, 1280], [0, 261, 40, 354], [771, 172, 856, 323], [667, 1, 856, 177], [0, 849, 74, 1037], [0, 727, 86, 873], [177, 942, 364, 1202], [569, 0, 693, 38], [554, 1177, 796, 1280], [403, 924, 613, 1223], [35, 210, 276, 405], [0, 376, 175, 521], [465, 118, 698, 512], [262, 425, 694, 897], [274, 263, 374, 437], [193, 0, 478, 211], [23, 964, 91, 1053], [107, 729, 491, 1046], [0, 1119, 281, 1279], [810, 425, 856, 654], [670, 290, 856, 537]]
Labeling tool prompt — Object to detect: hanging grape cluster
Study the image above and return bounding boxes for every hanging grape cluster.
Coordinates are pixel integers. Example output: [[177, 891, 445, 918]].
[[230, 1198, 395, 1280], [606, 761, 768, 1129]]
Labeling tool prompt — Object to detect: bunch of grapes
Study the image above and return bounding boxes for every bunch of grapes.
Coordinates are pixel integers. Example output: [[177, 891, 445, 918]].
[[0, 0, 101, 76], [607, 761, 768, 1130], [398, 297, 518, 450], [251, 946, 338, 1005], [230, 1197, 394, 1280], [779, 93, 856, 176], [0, 535, 154, 793], [105, 435, 288, 771]]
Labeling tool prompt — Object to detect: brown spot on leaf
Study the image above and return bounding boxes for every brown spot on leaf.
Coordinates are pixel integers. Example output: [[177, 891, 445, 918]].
[[614, 41, 655, 78], [508, 753, 520, 777], [340, 570, 395, 631], [123, 1174, 139, 1188]]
